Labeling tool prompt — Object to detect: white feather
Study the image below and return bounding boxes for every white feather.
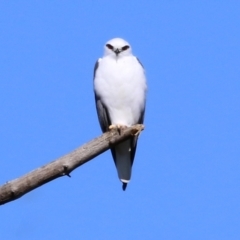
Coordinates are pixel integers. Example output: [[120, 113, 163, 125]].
[[94, 38, 147, 185]]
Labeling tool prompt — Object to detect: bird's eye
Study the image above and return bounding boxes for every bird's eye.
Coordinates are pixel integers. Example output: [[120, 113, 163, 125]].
[[122, 45, 130, 51], [106, 44, 114, 50]]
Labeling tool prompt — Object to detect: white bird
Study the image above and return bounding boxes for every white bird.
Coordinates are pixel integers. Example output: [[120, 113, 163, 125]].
[[93, 38, 147, 190]]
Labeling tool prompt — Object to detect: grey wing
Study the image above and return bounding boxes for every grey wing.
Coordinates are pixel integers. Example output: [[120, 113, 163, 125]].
[[136, 57, 144, 69], [130, 58, 146, 163], [94, 93, 111, 133], [132, 56, 146, 159], [129, 106, 146, 165], [94, 60, 111, 133]]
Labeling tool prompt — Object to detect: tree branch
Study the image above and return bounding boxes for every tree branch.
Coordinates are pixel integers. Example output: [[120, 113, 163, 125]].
[[0, 124, 144, 205]]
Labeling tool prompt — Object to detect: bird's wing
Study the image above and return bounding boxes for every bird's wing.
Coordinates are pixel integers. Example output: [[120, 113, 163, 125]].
[[136, 57, 144, 69], [129, 58, 146, 165], [93, 60, 111, 133], [94, 93, 111, 133], [129, 106, 146, 165]]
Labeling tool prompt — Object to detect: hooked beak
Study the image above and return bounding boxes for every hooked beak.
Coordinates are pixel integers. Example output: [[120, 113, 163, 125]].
[[114, 48, 121, 55]]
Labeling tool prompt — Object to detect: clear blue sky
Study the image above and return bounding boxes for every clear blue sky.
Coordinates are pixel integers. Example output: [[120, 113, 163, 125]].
[[0, 1, 240, 239]]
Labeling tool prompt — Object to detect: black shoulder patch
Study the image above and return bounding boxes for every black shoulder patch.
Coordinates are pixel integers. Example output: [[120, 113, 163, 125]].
[[93, 60, 99, 79], [136, 57, 144, 69]]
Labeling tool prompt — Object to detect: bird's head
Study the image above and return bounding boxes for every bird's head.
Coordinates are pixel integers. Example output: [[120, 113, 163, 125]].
[[104, 38, 132, 58]]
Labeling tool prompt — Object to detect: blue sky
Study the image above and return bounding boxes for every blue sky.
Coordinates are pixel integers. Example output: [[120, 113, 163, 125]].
[[0, 1, 240, 239]]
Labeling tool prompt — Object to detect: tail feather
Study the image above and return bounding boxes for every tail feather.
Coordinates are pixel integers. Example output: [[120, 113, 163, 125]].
[[122, 182, 127, 191], [114, 140, 132, 183]]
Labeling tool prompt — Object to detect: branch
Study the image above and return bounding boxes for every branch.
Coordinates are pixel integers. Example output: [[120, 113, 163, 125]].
[[0, 124, 144, 205]]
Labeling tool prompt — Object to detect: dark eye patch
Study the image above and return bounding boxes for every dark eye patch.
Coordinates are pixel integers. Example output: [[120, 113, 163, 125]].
[[106, 44, 114, 50], [122, 45, 130, 51]]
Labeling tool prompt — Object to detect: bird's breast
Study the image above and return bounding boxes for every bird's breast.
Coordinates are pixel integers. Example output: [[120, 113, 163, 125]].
[[94, 56, 146, 125]]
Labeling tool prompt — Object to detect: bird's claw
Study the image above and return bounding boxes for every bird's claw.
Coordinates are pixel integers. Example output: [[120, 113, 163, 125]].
[[109, 124, 117, 130], [109, 124, 127, 135], [134, 124, 144, 136]]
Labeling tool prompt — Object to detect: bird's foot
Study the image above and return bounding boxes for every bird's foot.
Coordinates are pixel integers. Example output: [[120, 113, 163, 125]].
[[109, 124, 117, 130], [134, 124, 145, 136], [109, 124, 127, 135]]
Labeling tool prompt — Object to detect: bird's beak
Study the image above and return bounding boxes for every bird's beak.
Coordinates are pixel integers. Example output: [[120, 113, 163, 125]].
[[114, 48, 121, 55]]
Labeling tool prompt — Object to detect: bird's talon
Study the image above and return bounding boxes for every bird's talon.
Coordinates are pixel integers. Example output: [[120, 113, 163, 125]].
[[109, 125, 117, 130], [134, 125, 144, 136], [109, 124, 127, 135], [134, 130, 141, 136]]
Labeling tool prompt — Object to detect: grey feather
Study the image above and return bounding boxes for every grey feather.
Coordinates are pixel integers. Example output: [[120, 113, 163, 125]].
[[94, 60, 111, 132]]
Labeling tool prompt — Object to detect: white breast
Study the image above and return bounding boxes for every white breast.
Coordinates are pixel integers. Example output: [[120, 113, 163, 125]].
[[94, 55, 147, 126]]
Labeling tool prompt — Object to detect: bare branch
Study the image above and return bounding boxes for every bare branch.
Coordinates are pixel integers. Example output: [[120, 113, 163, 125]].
[[0, 124, 144, 205]]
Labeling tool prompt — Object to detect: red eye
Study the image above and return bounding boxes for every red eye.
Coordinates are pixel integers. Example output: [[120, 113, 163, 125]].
[[122, 45, 129, 51], [106, 44, 114, 50]]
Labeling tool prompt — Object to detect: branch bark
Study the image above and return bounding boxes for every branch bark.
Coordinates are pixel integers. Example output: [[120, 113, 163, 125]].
[[0, 124, 144, 205]]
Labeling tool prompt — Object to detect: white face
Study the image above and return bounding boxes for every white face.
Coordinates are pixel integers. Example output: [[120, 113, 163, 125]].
[[104, 38, 132, 57]]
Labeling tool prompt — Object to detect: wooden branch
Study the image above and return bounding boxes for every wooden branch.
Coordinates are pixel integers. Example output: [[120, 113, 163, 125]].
[[0, 124, 144, 205]]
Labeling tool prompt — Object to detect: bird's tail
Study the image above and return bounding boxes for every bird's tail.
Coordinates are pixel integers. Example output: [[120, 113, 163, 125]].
[[122, 182, 128, 191], [114, 140, 132, 191]]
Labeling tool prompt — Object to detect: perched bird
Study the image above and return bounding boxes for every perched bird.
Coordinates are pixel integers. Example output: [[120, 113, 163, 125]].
[[93, 38, 147, 190]]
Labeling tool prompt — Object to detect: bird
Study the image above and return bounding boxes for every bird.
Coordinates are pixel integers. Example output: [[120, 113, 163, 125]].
[[93, 38, 147, 190]]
